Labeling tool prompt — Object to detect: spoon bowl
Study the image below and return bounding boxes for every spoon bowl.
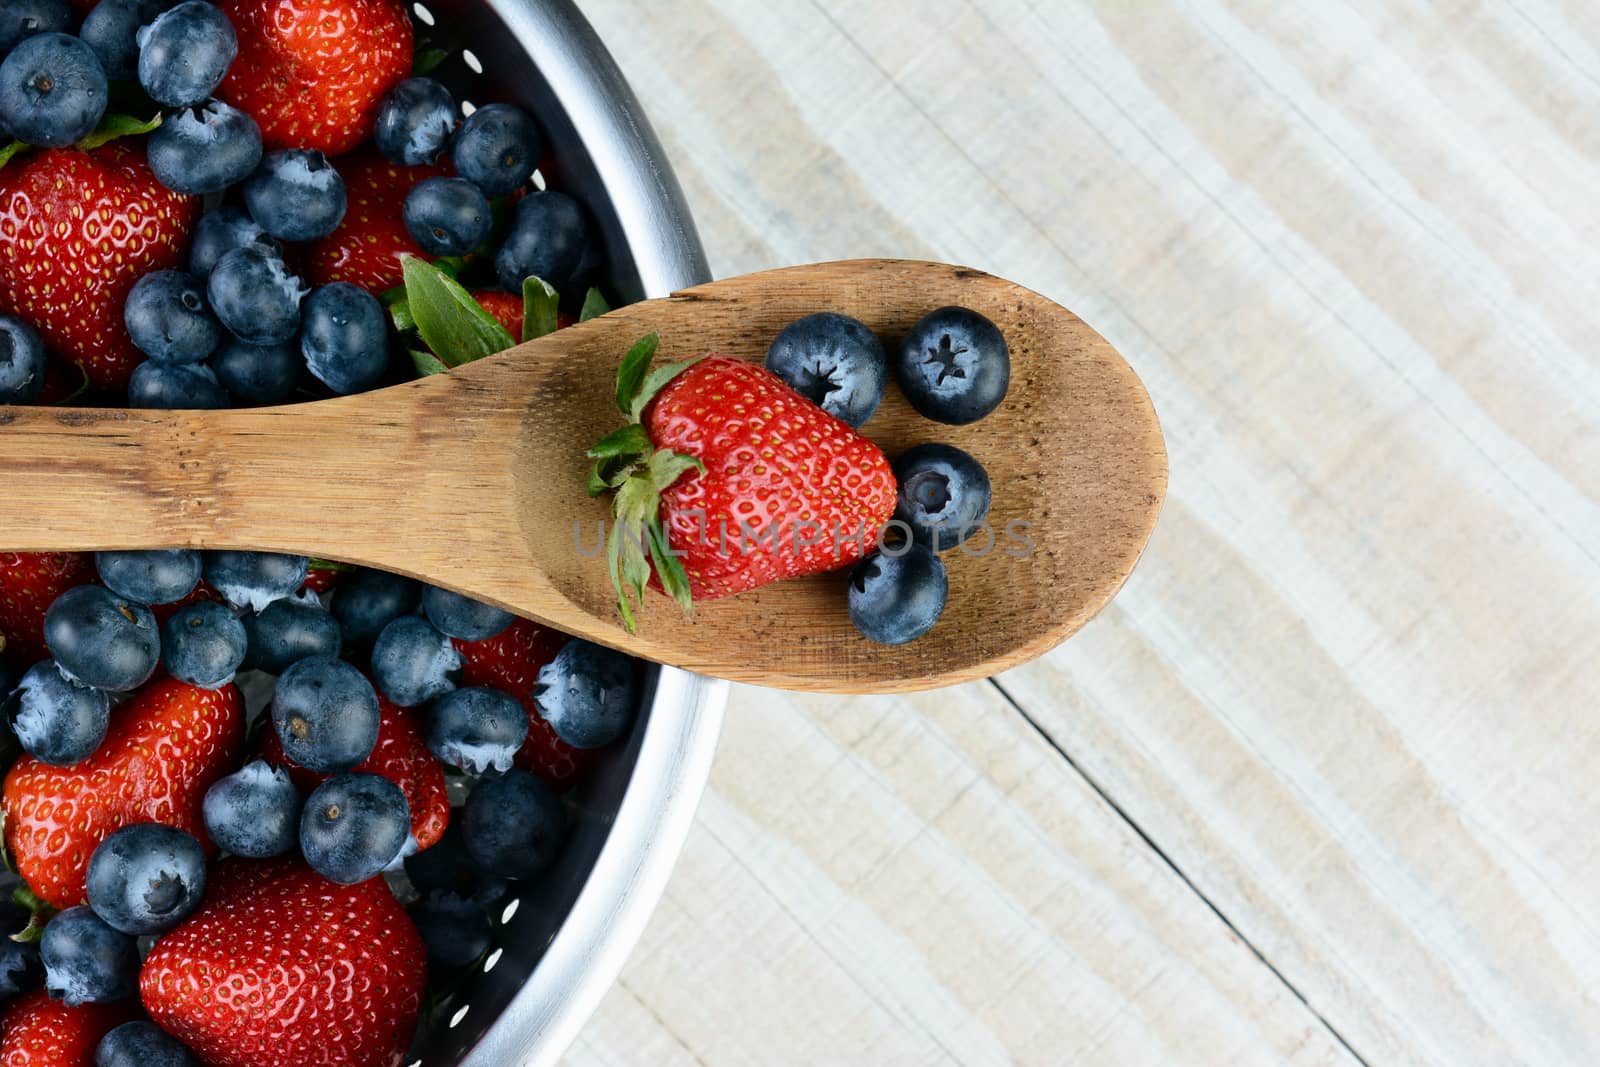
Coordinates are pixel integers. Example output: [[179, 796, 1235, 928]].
[[0, 259, 1165, 692]]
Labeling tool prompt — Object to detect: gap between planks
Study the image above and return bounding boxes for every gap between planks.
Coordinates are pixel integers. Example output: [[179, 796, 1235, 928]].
[[986, 677, 1372, 1067]]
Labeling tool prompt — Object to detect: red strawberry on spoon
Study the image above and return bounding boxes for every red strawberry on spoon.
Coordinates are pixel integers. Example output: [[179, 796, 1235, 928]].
[[141, 857, 426, 1067], [590, 339, 898, 624]]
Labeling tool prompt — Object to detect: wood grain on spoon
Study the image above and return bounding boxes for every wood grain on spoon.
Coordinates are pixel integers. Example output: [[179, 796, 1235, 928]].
[[0, 260, 1165, 693]]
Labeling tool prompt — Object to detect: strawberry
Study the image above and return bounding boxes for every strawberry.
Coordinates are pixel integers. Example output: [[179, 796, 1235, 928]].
[[216, 0, 412, 156], [148, 580, 223, 628], [0, 552, 95, 667], [0, 144, 199, 394], [301, 560, 346, 595], [3, 678, 245, 909], [259, 689, 449, 850], [454, 618, 598, 788], [473, 290, 525, 342], [141, 857, 426, 1067], [470, 291, 578, 344], [305, 152, 448, 293], [589, 341, 897, 623], [0, 989, 134, 1067]]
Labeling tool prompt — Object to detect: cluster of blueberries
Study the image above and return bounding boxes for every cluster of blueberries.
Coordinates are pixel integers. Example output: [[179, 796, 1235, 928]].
[[0, 0, 593, 409], [0, 549, 639, 1057], [763, 306, 1009, 644]]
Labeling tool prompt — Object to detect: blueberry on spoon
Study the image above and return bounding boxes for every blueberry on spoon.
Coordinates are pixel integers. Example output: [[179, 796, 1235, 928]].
[[892, 443, 992, 551], [764, 312, 886, 428], [895, 306, 1009, 424], [848, 544, 948, 645]]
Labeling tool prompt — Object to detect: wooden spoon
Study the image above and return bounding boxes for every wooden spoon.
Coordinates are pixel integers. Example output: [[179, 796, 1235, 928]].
[[0, 260, 1165, 693]]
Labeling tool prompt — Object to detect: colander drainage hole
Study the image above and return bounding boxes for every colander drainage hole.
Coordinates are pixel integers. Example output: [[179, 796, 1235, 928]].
[[501, 898, 520, 923], [531, 168, 546, 191], [411, 2, 434, 26], [449, 1004, 470, 1029], [462, 48, 483, 74], [483, 947, 503, 972], [461, 100, 477, 117]]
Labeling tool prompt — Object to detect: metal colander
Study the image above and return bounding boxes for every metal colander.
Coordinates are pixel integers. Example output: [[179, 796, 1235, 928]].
[[390, 2, 725, 1062]]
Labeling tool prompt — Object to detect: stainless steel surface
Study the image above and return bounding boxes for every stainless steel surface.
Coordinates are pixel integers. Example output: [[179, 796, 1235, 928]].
[[398, 2, 726, 1063]]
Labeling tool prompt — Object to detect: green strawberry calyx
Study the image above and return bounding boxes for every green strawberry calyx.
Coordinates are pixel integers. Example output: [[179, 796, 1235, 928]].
[[392, 255, 612, 376], [587, 334, 706, 632], [0, 113, 163, 172]]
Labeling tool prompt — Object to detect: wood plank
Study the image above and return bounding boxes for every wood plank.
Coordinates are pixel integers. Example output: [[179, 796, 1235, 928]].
[[565, 683, 1357, 1066], [569, 0, 1600, 1062]]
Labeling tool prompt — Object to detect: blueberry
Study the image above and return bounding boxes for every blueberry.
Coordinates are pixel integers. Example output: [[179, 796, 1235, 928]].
[[0, 33, 107, 148], [420, 585, 512, 642], [495, 190, 590, 293], [147, 98, 261, 195], [244, 149, 346, 242], [127, 361, 227, 409], [764, 313, 887, 428], [241, 593, 340, 674], [892, 443, 992, 551], [370, 615, 459, 708], [425, 686, 526, 776], [85, 823, 205, 935], [78, 0, 156, 81], [270, 655, 379, 773], [0, 0, 69, 58], [373, 76, 455, 166], [135, 0, 236, 108], [211, 338, 299, 405], [299, 283, 388, 395], [95, 1020, 198, 1067], [329, 568, 419, 649], [403, 177, 490, 257], [187, 206, 280, 278], [202, 550, 307, 612], [300, 772, 411, 885], [409, 892, 490, 968], [123, 270, 221, 364], [0, 898, 41, 1000], [3, 661, 109, 766], [43, 585, 160, 692], [206, 243, 305, 346], [452, 102, 541, 197], [202, 759, 301, 858], [847, 544, 947, 645], [0, 314, 47, 405], [95, 550, 201, 605], [894, 306, 1010, 425], [403, 822, 505, 906], [159, 599, 245, 689], [40, 906, 138, 1005], [532, 638, 636, 749], [461, 769, 566, 880]]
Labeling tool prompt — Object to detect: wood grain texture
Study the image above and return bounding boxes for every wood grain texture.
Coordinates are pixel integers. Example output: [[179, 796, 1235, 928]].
[[563, 0, 1600, 1064], [0, 261, 1164, 693], [569, 684, 1357, 1067]]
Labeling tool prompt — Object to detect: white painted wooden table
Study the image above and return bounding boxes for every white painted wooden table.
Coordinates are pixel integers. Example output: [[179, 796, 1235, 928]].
[[564, 2, 1600, 1064]]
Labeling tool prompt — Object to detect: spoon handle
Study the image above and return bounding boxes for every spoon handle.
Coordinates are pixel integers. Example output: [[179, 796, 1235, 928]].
[[0, 398, 438, 563]]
